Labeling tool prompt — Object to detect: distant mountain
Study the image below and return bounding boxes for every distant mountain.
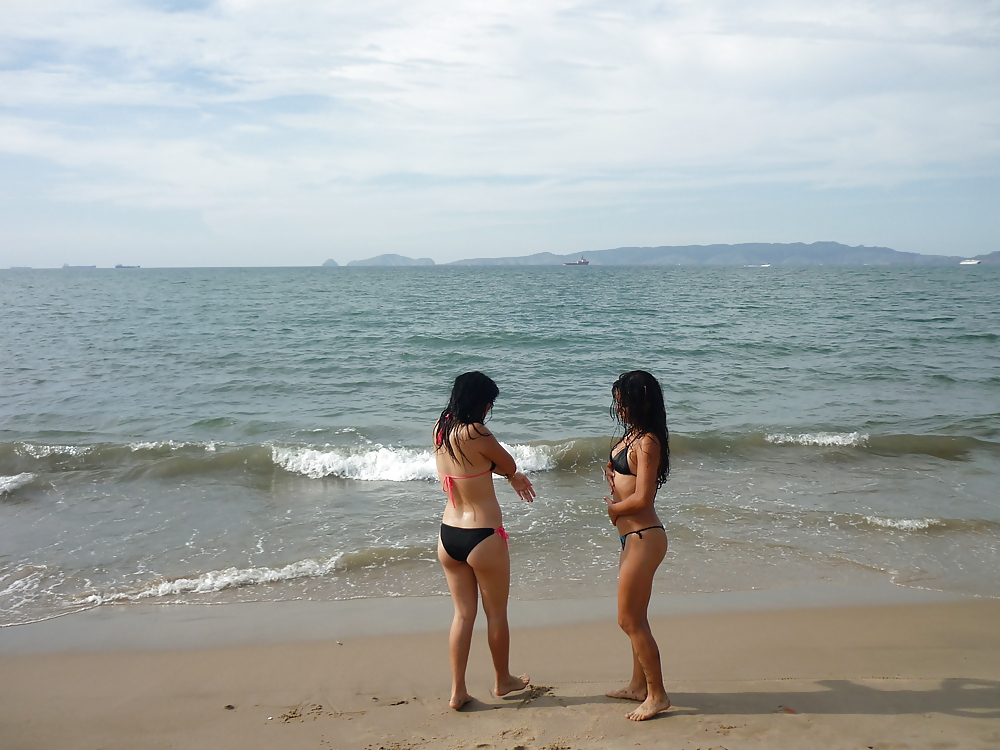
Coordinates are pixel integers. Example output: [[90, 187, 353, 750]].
[[446, 242, 991, 267], [970, 251, 1000, 265], [321, 259, 339, 267], [346, 254, 435, 267], [448, 252, 570, 266]]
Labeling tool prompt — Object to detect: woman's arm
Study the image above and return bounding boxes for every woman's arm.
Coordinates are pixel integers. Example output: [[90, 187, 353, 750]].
[[605, 434, 659, 518], [471, 424, 536, 503]]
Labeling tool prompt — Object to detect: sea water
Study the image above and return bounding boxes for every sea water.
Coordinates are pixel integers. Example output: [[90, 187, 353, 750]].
[[1, 265, 998, 626]]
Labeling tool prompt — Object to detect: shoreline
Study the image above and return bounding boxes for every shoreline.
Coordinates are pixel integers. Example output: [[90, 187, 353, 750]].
[[1, 595, 998, 749], [0, 582, 971, 655]]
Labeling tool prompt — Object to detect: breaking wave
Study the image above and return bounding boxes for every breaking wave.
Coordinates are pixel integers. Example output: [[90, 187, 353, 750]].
[[0, 473, 36, 494], [863, 516, 945, 531], [1, 431, 995, 483], [272, 442, 560, 480], [19, 444, 92, 459], [80, 546, 432, 605], [766, 432, 868, 447]]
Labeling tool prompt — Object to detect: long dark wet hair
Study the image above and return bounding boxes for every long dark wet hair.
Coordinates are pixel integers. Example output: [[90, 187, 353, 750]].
[[435, 371, 500, 464], [611, 370, 670, 488]]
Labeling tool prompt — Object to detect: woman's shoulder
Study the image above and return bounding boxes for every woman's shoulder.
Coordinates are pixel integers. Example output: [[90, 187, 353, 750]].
[[443, 421, 493, 442], [464, 422, 493, 440], [634, 431, 661, 453]]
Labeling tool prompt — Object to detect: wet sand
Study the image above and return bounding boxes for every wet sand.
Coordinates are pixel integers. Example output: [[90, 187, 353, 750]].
[[1, 596, 998, 749]]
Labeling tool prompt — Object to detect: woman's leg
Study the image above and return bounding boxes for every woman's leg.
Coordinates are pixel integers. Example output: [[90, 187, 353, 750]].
[[438, 538, 479, 709], [467, 533, 529, 696], [606, 645, 647, 701], [611, 530, 670, 720]]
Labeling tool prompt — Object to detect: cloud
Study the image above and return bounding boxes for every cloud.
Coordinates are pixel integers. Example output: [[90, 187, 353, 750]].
[[1, 0, 998, 264]]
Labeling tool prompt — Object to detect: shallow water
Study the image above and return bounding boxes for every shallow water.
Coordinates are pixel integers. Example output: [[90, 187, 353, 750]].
[[2, 266, 998, 626]]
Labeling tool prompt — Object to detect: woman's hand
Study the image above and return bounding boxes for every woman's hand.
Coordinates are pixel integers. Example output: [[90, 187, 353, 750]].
[[508, 471, 535, 503], [604, 462, 619, 524], [604, 495, 618, 526], [604, 461, 616, 496]]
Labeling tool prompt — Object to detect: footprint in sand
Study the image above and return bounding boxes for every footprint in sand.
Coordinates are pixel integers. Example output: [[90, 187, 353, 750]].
[[517, 685, 554, 707]]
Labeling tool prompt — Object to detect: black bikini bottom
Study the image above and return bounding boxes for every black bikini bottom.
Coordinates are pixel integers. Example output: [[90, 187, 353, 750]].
[[440, 523, 497, 562], [619, 525, 666, 550]]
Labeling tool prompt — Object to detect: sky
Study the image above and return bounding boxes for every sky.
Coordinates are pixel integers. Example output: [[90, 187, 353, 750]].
[[1, 0, 999, 268]]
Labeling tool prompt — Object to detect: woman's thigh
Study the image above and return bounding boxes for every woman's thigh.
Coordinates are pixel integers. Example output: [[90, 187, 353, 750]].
[[439, 538, 479, 614], [467, 533, 511, 615], [618, 532, 667, 615]]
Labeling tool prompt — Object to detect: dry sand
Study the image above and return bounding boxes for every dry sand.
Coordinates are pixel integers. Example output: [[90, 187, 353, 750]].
[[2, 599, 999, 750]]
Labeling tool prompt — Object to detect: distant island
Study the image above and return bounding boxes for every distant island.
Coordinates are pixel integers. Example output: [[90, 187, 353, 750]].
[[325, 242, 998, 268], [344, 254, 435, 267]]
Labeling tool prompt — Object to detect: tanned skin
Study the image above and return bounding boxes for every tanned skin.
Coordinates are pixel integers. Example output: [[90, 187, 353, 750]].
[[604, 430, 671, 721], [435, 404, 535, 709]]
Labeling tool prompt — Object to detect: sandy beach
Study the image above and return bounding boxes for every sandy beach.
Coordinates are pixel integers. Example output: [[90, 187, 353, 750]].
[[2, 594, 998, 750]]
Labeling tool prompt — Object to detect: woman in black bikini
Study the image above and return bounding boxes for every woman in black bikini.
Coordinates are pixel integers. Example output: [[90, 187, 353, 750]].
[[434, 371, 536, 709], [603, 370, 672, 721]]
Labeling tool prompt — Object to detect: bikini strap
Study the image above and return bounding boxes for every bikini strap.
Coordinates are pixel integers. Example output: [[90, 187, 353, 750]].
[[625, 525, 666, 541], [439, 467, 494, 507], [442, 475, 456, 507]]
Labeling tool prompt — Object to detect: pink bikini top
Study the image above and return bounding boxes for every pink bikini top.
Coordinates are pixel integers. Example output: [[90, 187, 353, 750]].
[[439, 467, 493, 507], [436, 425, 495, 507]]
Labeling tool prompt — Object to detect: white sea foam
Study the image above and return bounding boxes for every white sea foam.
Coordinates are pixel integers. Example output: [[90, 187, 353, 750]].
[[0, 565, 48, 604], [766, 432, 869, 447], [0, 565, 77, 626], [273, 445, 437, 480], [129, 440, 186, 451], [18, 443, 91, 458], [81, 556, 345, 604], [272, 442, 558, 481], [0, 473, 36, 493], [502, 442, 560, 473], [129, 440, 218, 452], [864, 516, 943, 531]]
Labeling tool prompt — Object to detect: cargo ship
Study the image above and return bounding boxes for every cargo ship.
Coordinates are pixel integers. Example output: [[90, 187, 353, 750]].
[[563, 257, 589, 266]]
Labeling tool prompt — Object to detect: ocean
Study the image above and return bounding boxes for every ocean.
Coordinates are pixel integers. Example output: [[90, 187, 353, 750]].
[[1, 265, 998, 627]]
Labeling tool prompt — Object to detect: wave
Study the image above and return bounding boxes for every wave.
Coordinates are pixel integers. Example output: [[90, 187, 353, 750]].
[[272, 441, 559, 480], [678, 505, 998, 536], [558, 432, 999, 463], [766, 432, 868, 447], [19, 444, 92, 459], [129, 440, 218, 453], [2, 430, 997, 483], [857, 515, 1000, 534], [862, 516, 944, 531], [0, 473, 36, 494], [273, 445, 435, 480], [0, 440, 267, 478], [79, 546, 432, 605]]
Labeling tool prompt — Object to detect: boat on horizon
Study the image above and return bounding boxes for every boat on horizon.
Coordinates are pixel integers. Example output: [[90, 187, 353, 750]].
[[563, 257, 589, 266], [62, 264, 96, 269], [959, 259, 982, 265], [115, 264, 140, 269]]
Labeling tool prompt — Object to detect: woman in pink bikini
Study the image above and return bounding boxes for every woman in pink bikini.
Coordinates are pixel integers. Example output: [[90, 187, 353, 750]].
[[434, 371, 536, 709]]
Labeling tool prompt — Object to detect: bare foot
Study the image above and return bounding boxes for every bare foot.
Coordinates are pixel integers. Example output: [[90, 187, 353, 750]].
[[449, 691, 473, 710], [626, 694, 671, 721], [605, 686, 647, 702], [494, 673, 530, 697]]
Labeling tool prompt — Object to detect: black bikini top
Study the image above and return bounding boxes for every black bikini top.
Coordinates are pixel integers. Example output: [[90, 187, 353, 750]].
[[610, 444, 633, 476]]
